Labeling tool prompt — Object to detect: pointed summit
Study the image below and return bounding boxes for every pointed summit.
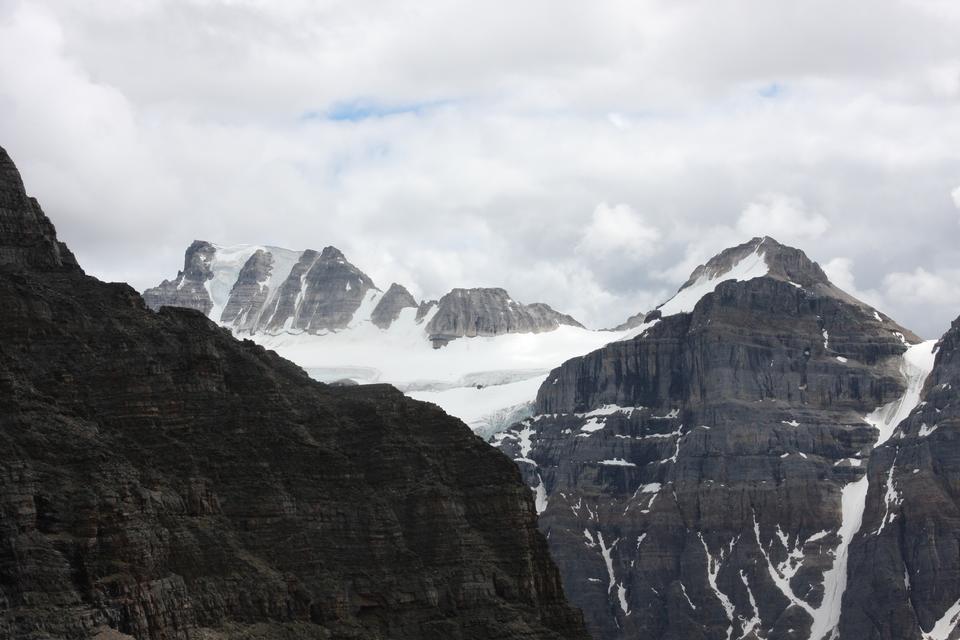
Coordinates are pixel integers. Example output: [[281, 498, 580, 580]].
[[654, 237, 911, 336], [370, 282, 418, 329], [0, 145, 80, 272], [319, 245, 346, 261], [678, 236, 829, 291]]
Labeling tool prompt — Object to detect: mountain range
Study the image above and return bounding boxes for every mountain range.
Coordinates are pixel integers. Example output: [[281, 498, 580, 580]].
[[148, 232, 960, 640], [0, 145, 589, 640], [143, 240, 582, 347], [5, 138, 960, 640]]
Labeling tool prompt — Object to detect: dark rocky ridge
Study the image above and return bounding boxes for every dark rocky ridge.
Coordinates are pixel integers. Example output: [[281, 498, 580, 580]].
[[495, 241, 931, 640], [841, 318, 960, 639], [0, 145, 589, 640], [426, 288, 584, 348], [0, 149, 80, 272]]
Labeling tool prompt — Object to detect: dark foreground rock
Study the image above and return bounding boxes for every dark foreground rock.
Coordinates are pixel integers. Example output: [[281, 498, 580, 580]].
[[0, 145, 588, 640]]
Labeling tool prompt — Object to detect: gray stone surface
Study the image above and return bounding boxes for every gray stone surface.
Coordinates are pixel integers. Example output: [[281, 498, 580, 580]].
[[370, 282, 418, 329], [142, 240, 216, 316], [840, 317, 960, 639], [426, 288, 583, 348], [495, 240, 932, 640], [220, 248, 274, 330], [255, 246, 378, 333]]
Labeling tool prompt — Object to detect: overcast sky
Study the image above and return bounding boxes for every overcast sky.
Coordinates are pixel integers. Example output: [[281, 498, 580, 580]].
[[2, 0, 959, 337]]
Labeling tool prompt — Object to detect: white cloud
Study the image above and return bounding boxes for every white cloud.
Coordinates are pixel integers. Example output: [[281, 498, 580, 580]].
[[883, 268, 960, 307], [951, 185, 960, 210], [1, 0, 959, 336], [737, 194, 830, 243], [577, 203, 662, 261]]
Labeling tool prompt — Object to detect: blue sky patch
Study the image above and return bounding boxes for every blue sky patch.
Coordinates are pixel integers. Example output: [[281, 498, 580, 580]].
[[302, 98, 451, 122]]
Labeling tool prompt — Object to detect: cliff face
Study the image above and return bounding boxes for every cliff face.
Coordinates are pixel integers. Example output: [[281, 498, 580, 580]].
[[0, 145, 588, 640], [142, 240, 217, 316], [426, 288, 584, 348], [370, 283, 418, 330], [840, 317, 960, 639], [0, 147, 80, 272], [494, 238, 933, 640]]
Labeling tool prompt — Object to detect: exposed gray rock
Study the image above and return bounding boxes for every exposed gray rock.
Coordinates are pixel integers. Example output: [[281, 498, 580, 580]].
[[607, 310, 655, 332], [145, 243, 381, 335], [416, 299, 438, 322], [261, 246, 378, 332], [426, 288, 584, 348], [142, 240, 216, 315], [840, 319, 960, 639], [146, 245, 587, 345], [220, 248, 274, 330], [371, 282, 418, 329], [495, 240, 930, 640]]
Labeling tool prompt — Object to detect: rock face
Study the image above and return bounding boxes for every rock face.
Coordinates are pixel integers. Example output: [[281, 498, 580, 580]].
[[263, 246, 378, 333], [494, 236, 938, 640], [141, 240, 216, 316], [426, 288, 584, 348], [840, 318, 960, 639], [371, 283, 418, 329], [0, 145, 589, 640], [606, 310, 655, 333], [144, 244, 378, 334], [0, 147, 80, 272]]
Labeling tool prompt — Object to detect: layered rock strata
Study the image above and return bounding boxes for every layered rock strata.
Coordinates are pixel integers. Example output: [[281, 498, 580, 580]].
[[0, 145, 589, 640], [495, 237, 934, 640]]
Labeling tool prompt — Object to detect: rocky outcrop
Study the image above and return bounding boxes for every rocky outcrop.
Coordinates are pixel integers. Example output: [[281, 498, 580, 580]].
[[219, 248, 274, 330], [371, 283, 418, 329], [426, 288, 584, 348], [494, 239, 933, 640], [145, 244, 379, 334], [266, 246, 378, 333], [607, 310, 654, 332], [141, 240, 216, 316], [0, 146, 80, 272], [0, 145, 589, 640], [840, 318, 960, 639]]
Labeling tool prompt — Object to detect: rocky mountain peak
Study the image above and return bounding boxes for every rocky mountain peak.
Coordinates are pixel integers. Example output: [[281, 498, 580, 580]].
[[371, 282, 418, 329], [426, 287, 584, 348], [0, 145, 81, 272], [680, 236, 828, 291], [142, 239, 216, 316], [319, 245, 346, 261]]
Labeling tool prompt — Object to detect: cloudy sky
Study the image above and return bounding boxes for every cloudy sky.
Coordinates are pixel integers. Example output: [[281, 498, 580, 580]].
[[2, 0, 959, 337]]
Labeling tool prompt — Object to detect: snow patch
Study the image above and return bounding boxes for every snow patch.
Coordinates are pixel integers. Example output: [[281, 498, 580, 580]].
[[922, 598, 960, 640], [657, 242, 770, 317], [864, 340, 938, 445], [533, 473, 548, 514], [599, 458, 636, 467], [699, 533, 735, 640]]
